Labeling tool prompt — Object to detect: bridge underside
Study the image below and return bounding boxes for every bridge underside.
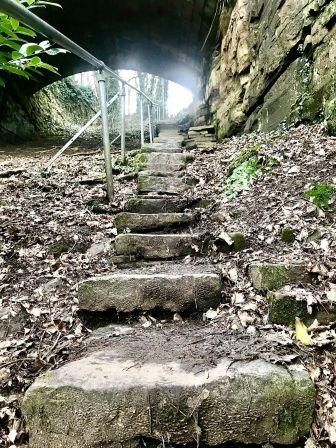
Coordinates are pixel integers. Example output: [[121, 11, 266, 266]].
[[31, 0, 218, 93]]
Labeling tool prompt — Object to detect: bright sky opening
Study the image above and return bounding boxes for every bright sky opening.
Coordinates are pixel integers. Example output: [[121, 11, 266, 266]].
[[74, 70, 193, 117]]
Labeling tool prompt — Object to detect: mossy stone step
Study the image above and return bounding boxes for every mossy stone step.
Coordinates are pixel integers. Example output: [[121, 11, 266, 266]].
[[138, 172, 190, 194], [125, 196, 190, 214], [141, 143, 182, 153], [23, 325, 315, 448], [115, 233, 202, 259], [134, 152, 191, 172], [78, 269, 221, 314], [115, 212, 195, 232], [248, 263, 315, 291]]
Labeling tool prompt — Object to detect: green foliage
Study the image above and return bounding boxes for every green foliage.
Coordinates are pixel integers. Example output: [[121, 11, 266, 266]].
[[0, 0, 65, 87], [303, 183, 336, 210], [223, 146, 280, 201], [228, 144, 260, 174], [224, 156, 261, 200]]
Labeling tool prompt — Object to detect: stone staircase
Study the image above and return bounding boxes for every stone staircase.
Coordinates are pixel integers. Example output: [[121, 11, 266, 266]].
[[22, 124, 316, 448]]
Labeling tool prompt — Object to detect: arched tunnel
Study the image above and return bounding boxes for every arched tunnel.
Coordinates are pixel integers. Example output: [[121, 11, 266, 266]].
[[24, 0, 220, 94]]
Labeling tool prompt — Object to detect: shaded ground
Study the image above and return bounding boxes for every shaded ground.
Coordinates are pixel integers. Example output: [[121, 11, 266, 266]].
[[0, 124, 335, 447]]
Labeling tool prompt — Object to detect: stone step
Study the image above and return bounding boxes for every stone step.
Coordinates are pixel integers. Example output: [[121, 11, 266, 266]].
[[23, 325, 315, 448], [115, 233, 202, 259], [141, 143, 182, 154], [248, 263, 315, 291], [125, 196, 191, 214], [78, 268, 221, 314], [189, 124, 215, 133], [138, 172, 190, 195], [115, 212, 195, 232], [134, 152, 191, 172]]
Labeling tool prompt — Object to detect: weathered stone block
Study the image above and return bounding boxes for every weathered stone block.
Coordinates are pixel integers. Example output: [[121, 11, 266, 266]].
[[23, 330, 315, 448], [114, 212, 194, 232], [138, 173, 190, 194], [141, 143, 182, 154], [78, 271, 222, 313], [133, 152, 191, 172], [248, 263, 314, 291], [267, 288, 336, 326], [125, 197, 190, 214], [115, 234, 202, 259]]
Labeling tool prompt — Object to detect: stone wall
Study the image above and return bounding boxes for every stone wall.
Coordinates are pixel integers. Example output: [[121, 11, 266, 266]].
[[205, 0, 336, 138], [0, 78, 98, 144]]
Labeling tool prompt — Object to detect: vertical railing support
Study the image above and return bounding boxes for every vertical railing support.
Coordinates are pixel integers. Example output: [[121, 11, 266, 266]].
[[140, 96, 145, 147], [148, 103, 153, 143], [97, 71, 114, 202], [120, 82, 126, 163]]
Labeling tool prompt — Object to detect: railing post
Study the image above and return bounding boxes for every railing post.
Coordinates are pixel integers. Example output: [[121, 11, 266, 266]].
[[140, 96, 145, 147], [148, 103, 153, 143], [97, 71, 114, 202], [120, 82, 126, 163]]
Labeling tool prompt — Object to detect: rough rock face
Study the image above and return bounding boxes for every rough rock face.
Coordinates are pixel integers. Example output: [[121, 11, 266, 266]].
[[205, 0, 336, 137], [0, 78, 98, 143], [22, 328, 316, 448]]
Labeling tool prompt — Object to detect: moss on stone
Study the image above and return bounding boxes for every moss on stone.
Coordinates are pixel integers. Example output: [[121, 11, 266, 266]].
[[258, 265, 289, 290], [266, 376, 316, 443], [114, 213, 130, 230], [126, 198, 142, 208], [248, 264, 314, 291], [87, 196, 108, 207], [268, 290, 336, 327], [50, 239, 73, 258], [281, 228, 295, 244], [230, 232, 247, 251], [267, 292, 310, 326]]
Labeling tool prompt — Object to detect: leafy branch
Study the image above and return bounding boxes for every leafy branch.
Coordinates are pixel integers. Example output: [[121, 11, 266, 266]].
[[0, 0, 66, 86]]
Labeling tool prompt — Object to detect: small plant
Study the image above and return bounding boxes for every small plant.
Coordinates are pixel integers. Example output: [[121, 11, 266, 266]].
[[303, 183, 336, 210], [223, 156, 261, 200], [228, 144, 260, 174], [223, 147, 279, 201]]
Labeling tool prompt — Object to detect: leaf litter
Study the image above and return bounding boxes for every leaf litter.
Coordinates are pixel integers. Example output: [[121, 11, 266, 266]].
[[0, 124, 335, 447]]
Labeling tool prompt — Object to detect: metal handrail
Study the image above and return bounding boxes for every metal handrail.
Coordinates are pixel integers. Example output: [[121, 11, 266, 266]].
[[0, 0, 156, 105], [0, 0, 161, 201], [44, 93, 119, 172]]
